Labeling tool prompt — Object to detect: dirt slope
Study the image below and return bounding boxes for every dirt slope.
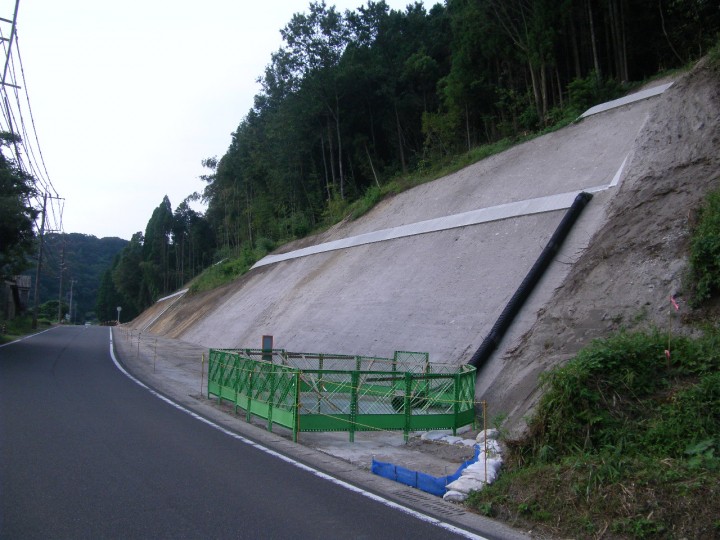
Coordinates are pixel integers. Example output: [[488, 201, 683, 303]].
[[484, 58, 720, 434], [130, 58, 719, 435]]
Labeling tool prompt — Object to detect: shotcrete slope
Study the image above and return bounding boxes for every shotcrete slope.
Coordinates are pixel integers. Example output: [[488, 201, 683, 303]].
[[133, 59, 719, 431]]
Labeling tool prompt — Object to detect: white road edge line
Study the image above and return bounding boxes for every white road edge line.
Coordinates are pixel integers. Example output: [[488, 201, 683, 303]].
[[107, 328, 489, 540], [0, 327, 54, 348]]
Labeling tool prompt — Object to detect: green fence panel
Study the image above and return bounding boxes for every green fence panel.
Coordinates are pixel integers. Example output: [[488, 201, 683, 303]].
[[206, 348, 476, 442]]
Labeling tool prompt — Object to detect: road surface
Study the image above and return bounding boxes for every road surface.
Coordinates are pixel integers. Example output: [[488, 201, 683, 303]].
[[0, 326, 491, 539]]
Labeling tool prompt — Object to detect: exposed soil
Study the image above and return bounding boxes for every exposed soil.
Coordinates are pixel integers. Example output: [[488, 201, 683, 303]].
[[483, 57, 720, 436]]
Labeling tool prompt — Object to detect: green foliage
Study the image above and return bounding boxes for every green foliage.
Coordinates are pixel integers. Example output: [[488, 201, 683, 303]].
[[0, 315, 51, 344], [0, 131, 38, 279], [189, 241, 274, 294], [710, 37, 720, 66], [527, 329, 720, 459], [567, 71, 625, 115], [38, 300, 68, 322], [688, 187, 720, 304], [349, 185, 383, 220], [111, 2, 720, 306], [204, 0, 720, 269], [322, 193, 349, 225], [28, 233, 128, 324], [467, 327, 720, 538]]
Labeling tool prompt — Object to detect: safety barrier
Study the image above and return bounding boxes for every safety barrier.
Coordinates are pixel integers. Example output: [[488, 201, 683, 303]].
[[371, 445, 480, 496], [207, 349, 476, 442]]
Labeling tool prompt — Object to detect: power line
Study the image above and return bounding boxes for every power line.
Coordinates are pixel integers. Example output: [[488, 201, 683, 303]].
[[0, 0, 63, 236]]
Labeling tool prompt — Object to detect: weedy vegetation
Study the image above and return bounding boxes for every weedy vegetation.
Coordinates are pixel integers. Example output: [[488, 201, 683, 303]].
[[467, 329, 720, 538]]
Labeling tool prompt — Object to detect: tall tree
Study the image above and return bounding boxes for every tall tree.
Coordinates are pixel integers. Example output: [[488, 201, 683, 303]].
[[280, 1, 351, 198], [0, 132, 37, 279], [142, 196, 174, 298]]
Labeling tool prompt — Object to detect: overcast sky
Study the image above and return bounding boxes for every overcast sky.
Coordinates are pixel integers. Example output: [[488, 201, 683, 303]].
[[8, 0, 422, 240]]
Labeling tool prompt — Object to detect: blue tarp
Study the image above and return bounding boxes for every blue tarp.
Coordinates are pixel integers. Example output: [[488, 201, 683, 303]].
[[371, 444, 480, 496]]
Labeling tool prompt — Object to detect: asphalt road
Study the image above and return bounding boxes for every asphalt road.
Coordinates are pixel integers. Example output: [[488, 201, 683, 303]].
[[0, 326, 481, 539]]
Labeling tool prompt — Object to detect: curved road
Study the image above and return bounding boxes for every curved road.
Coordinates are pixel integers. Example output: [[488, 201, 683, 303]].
[[1, 326, 483, 539]]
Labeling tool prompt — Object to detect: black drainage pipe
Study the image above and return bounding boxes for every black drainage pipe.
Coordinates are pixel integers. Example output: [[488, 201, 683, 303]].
[[468, 191, 593, 370]]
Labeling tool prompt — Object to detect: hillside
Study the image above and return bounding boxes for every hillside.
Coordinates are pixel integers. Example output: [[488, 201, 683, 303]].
[[126, 57, 719, 435], [25, 233, 127, 323], [485, 57, 720, 433]]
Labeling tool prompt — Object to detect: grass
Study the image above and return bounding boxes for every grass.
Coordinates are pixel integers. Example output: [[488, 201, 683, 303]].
[[466, 328, 720, 538], [687, 186, 720, 306], [188, 241, 276, 294], [0, 315, 53, 344]]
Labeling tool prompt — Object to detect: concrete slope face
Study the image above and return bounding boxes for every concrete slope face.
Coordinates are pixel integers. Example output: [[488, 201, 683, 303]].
[[147, 86, 662, 374]]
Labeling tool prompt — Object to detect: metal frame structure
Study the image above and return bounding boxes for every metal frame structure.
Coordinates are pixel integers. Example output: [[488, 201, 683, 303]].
[[208, 349, 476, 442]]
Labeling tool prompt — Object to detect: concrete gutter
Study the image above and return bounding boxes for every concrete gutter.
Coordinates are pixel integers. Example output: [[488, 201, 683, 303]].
[[579, 82, 674, 119], [252, 191, 588, 268], [141, 288, 189, 332]]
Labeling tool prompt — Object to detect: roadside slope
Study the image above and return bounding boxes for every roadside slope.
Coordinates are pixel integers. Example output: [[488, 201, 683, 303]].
[[130, 60, 718, 432], [484, 58, 720, 433]]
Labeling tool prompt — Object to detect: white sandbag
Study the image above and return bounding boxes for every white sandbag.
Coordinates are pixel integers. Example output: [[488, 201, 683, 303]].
[[421, 430, 452, 441], [460, 439, 477, 447], [446, 477, 486, 494], [466, 457, 502, 472], [476, 428, 499, 443], [442, 436, 464, 445], [462, 467, 499, 484], [443, 490, 468, 502], [477, 439, 502, 455], [465, 458, 502, 482]]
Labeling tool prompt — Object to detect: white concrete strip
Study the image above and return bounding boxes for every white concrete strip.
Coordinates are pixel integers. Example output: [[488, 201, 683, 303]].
[[610, 155, 629, 187], [253, 188, 606, 269], [579, 82, 673, 119], [156, 288, 189, 303], [107, 329, 488, 540], [143, 288, 190, 332]]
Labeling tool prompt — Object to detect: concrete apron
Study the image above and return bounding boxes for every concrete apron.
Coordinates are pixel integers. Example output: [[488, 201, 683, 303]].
[[111, 328, 475, 477]]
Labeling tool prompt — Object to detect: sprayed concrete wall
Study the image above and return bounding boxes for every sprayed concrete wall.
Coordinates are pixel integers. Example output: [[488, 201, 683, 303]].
[[136, 82, 678, 424]]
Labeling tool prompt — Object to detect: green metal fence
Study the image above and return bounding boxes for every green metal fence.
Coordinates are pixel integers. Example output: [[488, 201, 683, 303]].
[[207, 348, 476, 442]]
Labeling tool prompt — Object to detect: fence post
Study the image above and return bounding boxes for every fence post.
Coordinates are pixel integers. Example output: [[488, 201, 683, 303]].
[[452, 372, 460, 435], [349, 370, 359, 442], [200, 353, 205, 397], [267, 367, 275, 432], [293, 372, 300, 443], [246, 362, 254, 422], [404, 372, 413, 442]]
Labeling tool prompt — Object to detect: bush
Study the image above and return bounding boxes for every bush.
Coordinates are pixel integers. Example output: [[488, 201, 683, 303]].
[[469, 327, 720, 538], [689, 187, 720, 304], [527, 328, 720, 459], [567, 71, 624, 113]]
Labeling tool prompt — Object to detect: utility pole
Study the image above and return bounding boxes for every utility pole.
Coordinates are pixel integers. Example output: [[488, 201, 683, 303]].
[[57, 242, 65, 323], [68, 279, 76, 324], [31, 192, 64, 329], [31, 192, 47, 329]]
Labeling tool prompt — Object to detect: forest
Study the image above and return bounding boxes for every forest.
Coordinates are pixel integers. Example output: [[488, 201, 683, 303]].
[[23, 233, 128, 324], [97, 0, 720, 319]]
